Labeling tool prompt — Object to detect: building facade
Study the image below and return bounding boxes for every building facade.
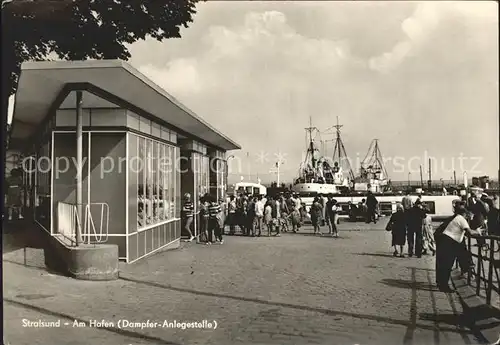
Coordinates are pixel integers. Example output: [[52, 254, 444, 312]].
[[10, 60, 240, 263]]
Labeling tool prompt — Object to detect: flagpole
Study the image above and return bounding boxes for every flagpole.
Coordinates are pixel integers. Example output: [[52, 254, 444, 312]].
[[277, 161, 280, 186]]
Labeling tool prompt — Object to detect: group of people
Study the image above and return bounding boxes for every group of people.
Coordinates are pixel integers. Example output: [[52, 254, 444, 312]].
[[182, 192, 309, 244], [434, 191, 499, 293], [182, 191, 349, 242], [386, 194, 435, 258], [225, 192, 305, 237], [182, 193, 224, 245], [386, 191, 500, 293], [307, 194, 343, 236], [351, 191, 380, 224]]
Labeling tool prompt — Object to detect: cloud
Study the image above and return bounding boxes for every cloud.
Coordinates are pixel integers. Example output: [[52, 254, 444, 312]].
[[369, 3, 440, 73], [368, 1, 498, 73], [137, 10, 357, 93], [129, 2, 498, 183], [140, 59, 202, 94]]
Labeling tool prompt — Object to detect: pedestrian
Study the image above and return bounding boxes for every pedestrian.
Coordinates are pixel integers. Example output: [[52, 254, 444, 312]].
[[300, 201, 308, 224], [435, 201, 483, 292], [285, 193, 295, 216], [219, 197, 227, 232], [227, 195, 237, 235], [181, 193, 195, 242], [272, 195, 281, 237], [402, 192, 413, 212], [386, 203, 406, 257], [264, 201, 273, 237], [319, 194, 327, 226], [254, 195, 265, 237], [326, 194, 340, 237], [280, 194, 290, 232], [422, 207, 436, 256], [310, 196, 323, 235], [199, 194, 210, 244], [236, 194, 248, 233], [468, 192, 489, 230], [6, 168, 24, 221], [365, 191, 378, 224], [246, 196, 256, 236], [208, 195, 224, 244], [290, 197, 301, 233], [360, 199, 368, 221], [405, 199, 426, 257], [485, 196, 499, 236]]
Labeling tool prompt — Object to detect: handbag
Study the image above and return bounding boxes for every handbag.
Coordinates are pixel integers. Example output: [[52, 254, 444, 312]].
[[385, 221, 393, 231]]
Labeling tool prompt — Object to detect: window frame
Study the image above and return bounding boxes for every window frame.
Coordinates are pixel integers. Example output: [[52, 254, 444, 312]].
[[137, 135, 178, 231]]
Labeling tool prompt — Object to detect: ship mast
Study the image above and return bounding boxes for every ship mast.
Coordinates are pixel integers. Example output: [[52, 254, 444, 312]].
[[333, 116, 342, 164], [305, 116, 318, 169], [360, 139, 389, 180], [331, 116, 355, 182]]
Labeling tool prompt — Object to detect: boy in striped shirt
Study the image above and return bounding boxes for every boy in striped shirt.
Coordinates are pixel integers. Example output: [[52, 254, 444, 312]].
[[182, 193, 195, 242], [208, 195, 224, 244]]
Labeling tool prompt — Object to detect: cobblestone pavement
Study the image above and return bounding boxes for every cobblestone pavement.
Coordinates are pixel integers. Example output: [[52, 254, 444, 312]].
[[3, 220, 489, 345]]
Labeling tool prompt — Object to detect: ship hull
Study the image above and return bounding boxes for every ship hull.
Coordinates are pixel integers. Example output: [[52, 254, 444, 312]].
[[354, 178, 388, 193], [292, 183, 344, 195]]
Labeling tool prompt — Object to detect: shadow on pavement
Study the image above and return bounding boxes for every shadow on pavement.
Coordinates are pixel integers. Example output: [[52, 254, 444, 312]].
[[4, 299, 180, 345], [354, 252, 395, 258], [407, 267, 435, 272], [380, 278, 438, 292], [117, 275, 474, 335], [3, 259, 47, 271], [419, 312, 468, 327], [2, 219, 47, 254]]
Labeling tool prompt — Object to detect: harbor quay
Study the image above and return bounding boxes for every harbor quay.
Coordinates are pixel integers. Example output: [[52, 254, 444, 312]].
[[3, 220, 490, 345]]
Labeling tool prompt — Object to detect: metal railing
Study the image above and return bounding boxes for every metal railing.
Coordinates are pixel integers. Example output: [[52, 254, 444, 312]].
[[56, 202, 109, 246], [464, 233, 500, 306]]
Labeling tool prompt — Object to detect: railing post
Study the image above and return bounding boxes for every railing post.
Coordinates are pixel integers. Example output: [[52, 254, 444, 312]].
[[467, 235, 472, 286], [75, 91, 83, 246], [486, 237, 494, 304], [476, 238, 482, 296]]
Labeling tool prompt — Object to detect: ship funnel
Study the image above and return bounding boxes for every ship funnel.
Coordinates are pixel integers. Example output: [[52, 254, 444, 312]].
[[463, 172, 468, 188]]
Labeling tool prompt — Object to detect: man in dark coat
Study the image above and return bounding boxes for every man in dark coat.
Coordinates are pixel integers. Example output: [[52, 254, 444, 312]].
[[365, 191, 378, 224], [406, 199, 426, 257]]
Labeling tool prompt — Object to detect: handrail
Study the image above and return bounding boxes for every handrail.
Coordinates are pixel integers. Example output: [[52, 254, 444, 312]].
[[57, 202, 109, 246], [464, 233, 500, 307], [82, 203, 109, 245], [57, 202, 81, 245]]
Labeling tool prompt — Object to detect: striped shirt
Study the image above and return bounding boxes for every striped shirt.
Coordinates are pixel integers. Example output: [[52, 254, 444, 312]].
[[200, 202, 209, 218], [182, 201, 194, 217], [208, 202, 222, 219]]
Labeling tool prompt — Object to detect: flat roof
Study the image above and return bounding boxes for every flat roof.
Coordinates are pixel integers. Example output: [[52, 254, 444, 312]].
[[11, 60, 240, 151]]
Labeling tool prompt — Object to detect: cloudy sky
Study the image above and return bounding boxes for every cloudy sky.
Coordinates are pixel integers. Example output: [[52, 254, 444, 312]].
[[127, 1, 498, 184]]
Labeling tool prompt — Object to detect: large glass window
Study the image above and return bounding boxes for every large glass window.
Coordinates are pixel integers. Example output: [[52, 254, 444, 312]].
[[193, 153, 209, 201], [35, 143, 51, 230], [216, 159, 227, 200], [137, 136, 176, 229], [22, 155, 36, 209]]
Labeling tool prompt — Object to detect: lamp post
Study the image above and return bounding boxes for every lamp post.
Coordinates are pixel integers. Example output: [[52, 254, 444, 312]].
[[408, 172, 411, 188]]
